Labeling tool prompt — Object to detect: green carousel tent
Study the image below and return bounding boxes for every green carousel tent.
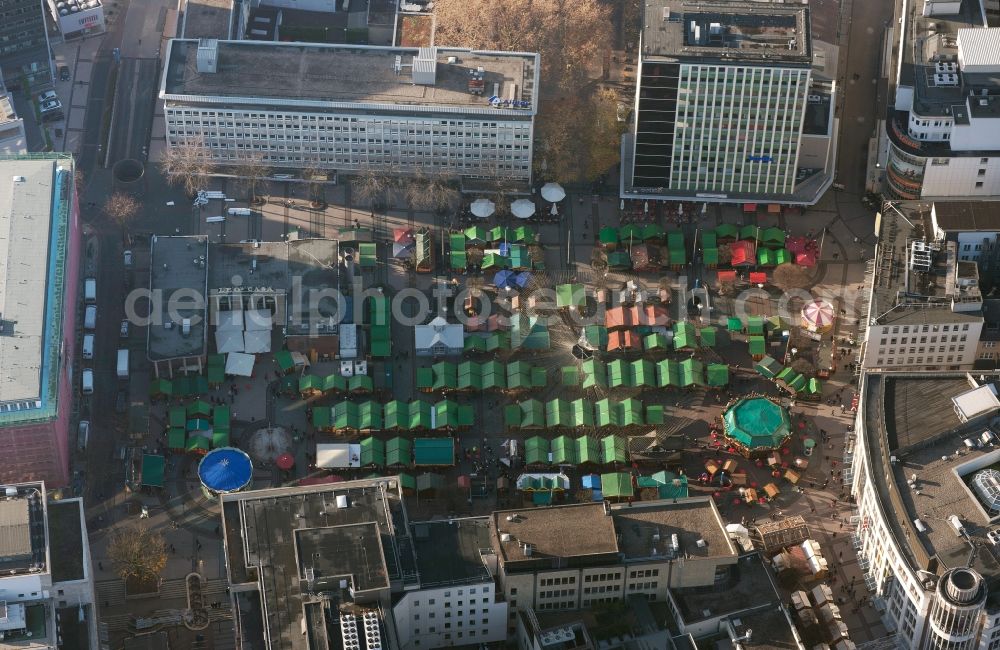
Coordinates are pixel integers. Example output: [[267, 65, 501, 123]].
[[723, 397, 792, 453]]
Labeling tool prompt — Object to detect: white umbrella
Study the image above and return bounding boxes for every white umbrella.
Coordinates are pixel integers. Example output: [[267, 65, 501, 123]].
[[540, 182, 566, 203], [511, 199, 536, 219], [550, 203, 558, 216], [644, 201, 649, 213], [620, 199, 625, 210], [470, 198, 495, 219]]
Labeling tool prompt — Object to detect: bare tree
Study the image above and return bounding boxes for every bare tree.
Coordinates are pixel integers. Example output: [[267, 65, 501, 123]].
[[103, 192, 141, 229], [160, 136, 216, 196], [584, 88, 625, 182], [233, 151, 272, 203], [107, 525, 167, 584], [351, 165, 396, 211], [771, 263, 814, 292], [434, 0, 611, 91], [405, 171, 460, 214], [302, 161, 328, 207]]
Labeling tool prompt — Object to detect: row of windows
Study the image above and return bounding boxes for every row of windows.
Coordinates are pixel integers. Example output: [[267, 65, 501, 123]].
[[584, 572, 622, 583], [884, 323, 970, 334], [540, 577, 574, 586], [583, 585, 621, 595], [629, 569, 659, 578], [882, 334, 967, 344], [876, 355, 958, 365], [537, 601, 575, 611], [539, 589, 575, 599], [411, 626, 488, 644]]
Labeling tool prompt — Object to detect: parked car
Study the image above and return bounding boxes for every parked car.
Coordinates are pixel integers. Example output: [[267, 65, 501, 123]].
[[59, 65, 70, 81], [120, 319, 129, 338], [37, 90, 57, 104], [77, 420, 90, 451], [39, 98, 62, 113], [115, 389, 128, 414], [123, 250, 133, 267]]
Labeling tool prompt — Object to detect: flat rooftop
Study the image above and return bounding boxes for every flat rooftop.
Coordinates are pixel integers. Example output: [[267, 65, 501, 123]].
[[492, 503, 619, 567], [148, 235, 208, 360], [934, 201, 1000, 232], [221, 478, 413, 650], [163, 40, 539, 114], [671, 552, 783, 626], [610, 498, 736, 561], [641, 0, 811, 64], [412, 518, 493, 586], [181, 0, 234, 40], [863, 373, 1000, 585], [46, 499, 85, 582], [0, 158, 69, 406]]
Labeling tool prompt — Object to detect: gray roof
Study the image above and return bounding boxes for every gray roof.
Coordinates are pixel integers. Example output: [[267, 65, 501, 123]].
[[641, 0, 811, 64], [148, 236, 209, 361], [863, 373, 1000, 584], [934, 201, 1000, 232], [876, 305, 983, 326], [181, 0, 234, 40], [220, 478, 413, 650], [162, 40, 539, 115], [0, 497, 31, 560], [0, 159, 61, 404], [492, 503, 620, 568], [411, 518, 493, 586], [611, 498, 735, 561]]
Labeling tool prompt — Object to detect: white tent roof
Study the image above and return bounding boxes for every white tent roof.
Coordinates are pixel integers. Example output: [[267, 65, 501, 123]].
[[316, 443, 361, 468], [540, 182, 566, 203], [216, 310, 244, 332], [414, 316, 464, 353], [243, 330, 271, 354], [225, 352, 256, 377], [470, 198, 496, 218], [511, 198, 536, 219], [216, 329, 245, 354], [244, 308, 273, 331]]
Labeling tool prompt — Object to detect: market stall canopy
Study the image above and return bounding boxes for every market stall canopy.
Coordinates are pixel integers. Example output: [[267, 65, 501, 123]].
[[226, 352, 256, 377], [511, 198, 536, 219], [216, 329, 244, 354], [470, 198, 496, 218], [394, 227, 415, 244], [316, 443, 361, 468], [540, 182, 566, 203], [243, 330, 271, 354]]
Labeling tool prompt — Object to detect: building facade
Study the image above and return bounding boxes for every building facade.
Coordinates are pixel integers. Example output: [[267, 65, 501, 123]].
[[623, 0, 832, 204], [884, 0, 1000, 199], [160, 40, 539, 182], [0, 0, 52, 85], [45, 0, 105, 40], [0, 78, 26, 153], [0, 155, 80, 487]]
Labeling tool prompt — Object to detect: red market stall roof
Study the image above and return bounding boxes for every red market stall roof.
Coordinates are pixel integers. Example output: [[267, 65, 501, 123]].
[[749, 272, 768, 285], [768, 204, 782, 214], [743, 203, 758, 213], [731, 240, 756, 266], [796, 250, 817, 267], [717, 270, 737, 282], [276, 453, 295, 470], [607, 330, 641, 351]]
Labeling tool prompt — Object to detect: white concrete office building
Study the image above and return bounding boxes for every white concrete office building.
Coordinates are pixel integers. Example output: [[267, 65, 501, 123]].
[[885, 0, 1000, 200], [623, 0, 833, 205], [160, 39, 539, 181]]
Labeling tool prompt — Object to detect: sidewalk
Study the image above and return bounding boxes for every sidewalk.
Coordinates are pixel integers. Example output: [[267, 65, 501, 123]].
[[51, 36, 105, 154]]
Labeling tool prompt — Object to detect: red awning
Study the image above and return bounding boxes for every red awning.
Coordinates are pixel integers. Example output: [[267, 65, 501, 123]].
[[767, 204, 782, 214], [717, 270, 737, 282], [749, 272, 768, 285], [743, 203, 758, 213], [458, 475, 471, 488], [730, 240, 757, 266]]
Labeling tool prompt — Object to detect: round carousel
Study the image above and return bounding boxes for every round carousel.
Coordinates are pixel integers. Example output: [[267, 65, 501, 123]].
[[800, 299, 835, 334], [198, 447, 253, 497], [721, 396, 792, 458]]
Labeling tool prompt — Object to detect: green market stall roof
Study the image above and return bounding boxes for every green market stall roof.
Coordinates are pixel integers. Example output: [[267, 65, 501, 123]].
[[141, 454, 165, 488], [601, 472, 634, 498], [723, 397, 792, 452]]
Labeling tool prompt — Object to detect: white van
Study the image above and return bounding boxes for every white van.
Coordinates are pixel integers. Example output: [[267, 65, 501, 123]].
[[182, 318, 191, 337], [84, 278, 96, 304], [81, 369, 94, 394], [82, 334, 94, 359], [77, 420, 90, 451], [84, 305, 97, 330], [117, 349, 129, 379], [205, 216, 226, 223]]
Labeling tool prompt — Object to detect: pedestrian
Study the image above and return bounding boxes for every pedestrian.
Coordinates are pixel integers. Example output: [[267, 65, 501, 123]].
[[98, 561, 103, 570]]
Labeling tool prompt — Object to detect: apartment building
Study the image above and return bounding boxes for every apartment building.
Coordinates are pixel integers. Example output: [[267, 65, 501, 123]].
[[884, 0, 1000, 200], [622, 0, 835, 205], [0, 0, 52, 85], [160, 39, 539, 181], [861, 203, 985, 371], [490, 499, 737, 635], [0, 482, 100, 649]]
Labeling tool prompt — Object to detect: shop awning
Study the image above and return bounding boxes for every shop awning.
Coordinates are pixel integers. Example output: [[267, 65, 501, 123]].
[[768, 204, 782, 214], [743, 203, 758, 213]]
